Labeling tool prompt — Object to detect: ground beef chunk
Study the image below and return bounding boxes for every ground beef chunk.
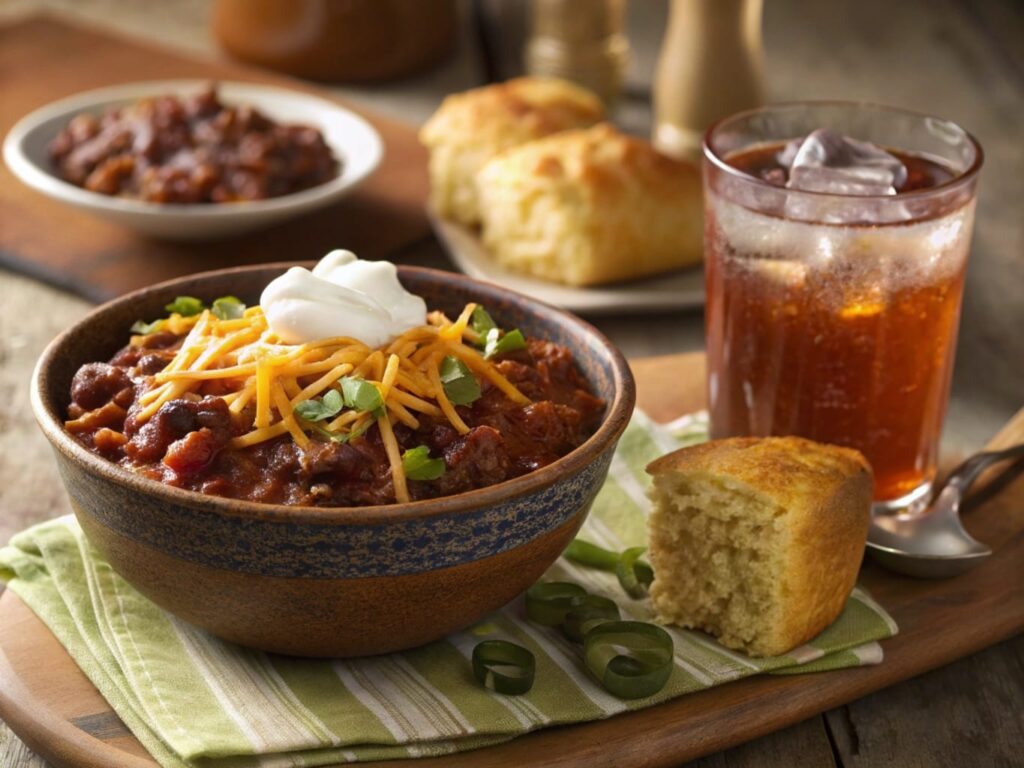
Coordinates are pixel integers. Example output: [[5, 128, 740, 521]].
[[300, 440, 367, 481], [70, 363, 132, 410], [434, 426, 513, 496]]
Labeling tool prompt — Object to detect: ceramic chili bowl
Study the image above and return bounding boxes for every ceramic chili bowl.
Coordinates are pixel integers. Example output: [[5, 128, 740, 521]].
[[30, 264, 635, 657]]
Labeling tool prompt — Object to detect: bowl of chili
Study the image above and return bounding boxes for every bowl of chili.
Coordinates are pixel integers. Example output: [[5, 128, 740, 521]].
[[31, 263, 635, 657], [3, 80, 382, 240]]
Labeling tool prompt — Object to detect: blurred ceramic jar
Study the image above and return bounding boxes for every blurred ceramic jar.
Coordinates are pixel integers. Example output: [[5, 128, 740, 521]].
[[212, 0, 458, 82]]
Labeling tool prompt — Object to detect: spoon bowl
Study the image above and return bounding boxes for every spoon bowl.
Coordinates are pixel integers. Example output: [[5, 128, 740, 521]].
[[866, 443, 1024, 578]]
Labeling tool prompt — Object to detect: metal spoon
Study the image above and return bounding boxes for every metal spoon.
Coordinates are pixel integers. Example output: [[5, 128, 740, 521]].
[[867, 442, 1024, 579]]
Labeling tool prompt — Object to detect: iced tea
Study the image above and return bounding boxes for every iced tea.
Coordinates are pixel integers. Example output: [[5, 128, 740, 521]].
[[702, 104, 982, 508]]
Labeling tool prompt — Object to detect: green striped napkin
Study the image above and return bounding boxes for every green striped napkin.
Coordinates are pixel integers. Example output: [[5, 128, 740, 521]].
[[0, 411, 897, 767]]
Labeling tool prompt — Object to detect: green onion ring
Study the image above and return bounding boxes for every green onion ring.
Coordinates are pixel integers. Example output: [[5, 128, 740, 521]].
[[563, 539, 621, 571], [525, 581, 587, 625], [584, 621, 674, 699], [617, 546, 654, 599], [472, 640, 536, 695], [563, 594, 621, 642]]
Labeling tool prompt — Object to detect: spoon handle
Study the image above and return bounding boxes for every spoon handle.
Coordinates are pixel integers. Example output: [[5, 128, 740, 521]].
[[986, 406, 1024, 451], [948, 443, 1024, 492], [971, 406, 1024, 494]]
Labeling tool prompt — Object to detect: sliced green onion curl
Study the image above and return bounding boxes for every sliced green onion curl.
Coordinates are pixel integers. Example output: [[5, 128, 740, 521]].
[[564, 539, 655, 599], [472, 640, 535, 695], [584, 621, 674, 699], [617, 546, 654, 599], [524, 581, 587, 626], [563, 539, 621, 571], [563, 594, 621, 642]]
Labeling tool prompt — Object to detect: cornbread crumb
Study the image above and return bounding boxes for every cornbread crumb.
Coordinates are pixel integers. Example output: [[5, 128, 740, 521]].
[[645, 437, 872, 657]]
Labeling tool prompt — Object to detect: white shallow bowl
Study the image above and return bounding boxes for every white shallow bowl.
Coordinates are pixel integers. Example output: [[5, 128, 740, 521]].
[[2, 80, 384, 241], [430, 213, 706, 315]]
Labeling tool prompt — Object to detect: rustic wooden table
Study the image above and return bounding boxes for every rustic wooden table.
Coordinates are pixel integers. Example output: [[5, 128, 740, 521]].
[[0, 1, 1021, 766]]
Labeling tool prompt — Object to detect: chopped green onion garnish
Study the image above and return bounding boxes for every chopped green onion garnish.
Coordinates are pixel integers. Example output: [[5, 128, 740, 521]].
[[311, 419, 372, 444], [584, 621, 674, 699], [211, 295, 245, 320], [130, 319, 165, 335], [525, 581, 587, 626], [294, 389, 344, 422], [563, 594, 621, 642], [439, 356, 481, 406], [563, 539, 621, 571], [469, 306, 497, 339], [484, 328, 527, 359], [165, 296, 205, 317], [340, 376, 384, 415], [402, 445, 446, 481], [617, 546, 654, 599], [472, 640, 535, 695]]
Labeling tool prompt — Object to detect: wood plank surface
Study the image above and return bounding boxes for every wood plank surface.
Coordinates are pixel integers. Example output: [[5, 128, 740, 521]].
[[0, 351, 1021, 768], [0, 17, 432, 303]]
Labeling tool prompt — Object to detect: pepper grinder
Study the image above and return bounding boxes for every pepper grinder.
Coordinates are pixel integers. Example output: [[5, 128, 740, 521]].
[[525, 0, 630, 107], [653, 0, 766, 159]]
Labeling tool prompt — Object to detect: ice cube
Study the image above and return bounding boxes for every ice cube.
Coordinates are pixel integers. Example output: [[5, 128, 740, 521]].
[[778, 129, 908, 196]]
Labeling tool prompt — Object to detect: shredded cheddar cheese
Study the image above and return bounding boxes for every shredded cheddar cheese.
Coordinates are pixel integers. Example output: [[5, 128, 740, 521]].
[[130, 304, 530, 503]]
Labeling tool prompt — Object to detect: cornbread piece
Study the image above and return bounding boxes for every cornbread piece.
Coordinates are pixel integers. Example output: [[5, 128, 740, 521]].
[[419, 77, 604, 225], [645, 437, 872, 657], [476, 124, 703, 286]]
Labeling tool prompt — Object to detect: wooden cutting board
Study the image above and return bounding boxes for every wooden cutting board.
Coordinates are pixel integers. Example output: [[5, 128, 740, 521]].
[[0, 352, 1021, 768], [0, 16, 431, 303]]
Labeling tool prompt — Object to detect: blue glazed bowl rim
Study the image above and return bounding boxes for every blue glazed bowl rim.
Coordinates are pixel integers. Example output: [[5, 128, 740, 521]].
[[32, 262, 636, 527]]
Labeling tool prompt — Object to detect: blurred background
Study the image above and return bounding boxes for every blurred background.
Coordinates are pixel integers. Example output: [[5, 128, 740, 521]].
[[0, 2, 1022, 766], [0, 0, 1020, 445]]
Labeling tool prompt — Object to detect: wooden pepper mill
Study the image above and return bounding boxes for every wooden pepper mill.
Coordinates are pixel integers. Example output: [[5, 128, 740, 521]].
[[525, 0, 630, 107], [653, 0, 766, 159]]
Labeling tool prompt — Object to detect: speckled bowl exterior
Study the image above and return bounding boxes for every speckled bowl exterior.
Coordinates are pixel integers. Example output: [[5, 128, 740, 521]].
[[31, 264, 635, 657]]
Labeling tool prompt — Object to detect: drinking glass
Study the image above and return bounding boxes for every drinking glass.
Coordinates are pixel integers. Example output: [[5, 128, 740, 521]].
[[702, 102, 983, 512]]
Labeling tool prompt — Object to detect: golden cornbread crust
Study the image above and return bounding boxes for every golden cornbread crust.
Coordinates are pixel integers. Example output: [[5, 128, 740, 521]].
[[646, 437, 872, 657], [475, 124, 703, 286], [419, 77, 604, 225]]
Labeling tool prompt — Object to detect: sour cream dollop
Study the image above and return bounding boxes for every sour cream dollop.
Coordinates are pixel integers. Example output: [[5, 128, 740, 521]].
[[260, 250, 427, 347]]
